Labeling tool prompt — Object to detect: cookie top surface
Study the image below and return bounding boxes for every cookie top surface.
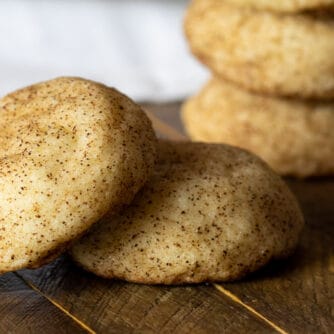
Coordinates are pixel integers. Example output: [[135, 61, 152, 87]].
[[71, 141, 304, 284], [0, 77, 157, 273], [182, 78, 334, 177], [224, 0, 334, 12]]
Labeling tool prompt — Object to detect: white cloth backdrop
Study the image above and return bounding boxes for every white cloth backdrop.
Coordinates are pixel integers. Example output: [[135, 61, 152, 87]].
[[0, 0, 208, 101]]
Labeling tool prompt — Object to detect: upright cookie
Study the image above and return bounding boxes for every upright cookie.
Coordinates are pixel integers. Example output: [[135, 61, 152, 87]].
[[225, 0, 334, 12], [0, 77, 157, 273], [71, 141, 304, 284], [184, 0, 334, 99], [182, 78, 334, 177]]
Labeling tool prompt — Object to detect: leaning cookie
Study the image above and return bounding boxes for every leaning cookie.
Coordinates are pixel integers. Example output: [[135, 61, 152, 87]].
[[225, 0, 334, 13], [70, 141, 304, 284], [182, 78, 334, 178], [0, 77, 157, 273], [184, 0, 334, 99]]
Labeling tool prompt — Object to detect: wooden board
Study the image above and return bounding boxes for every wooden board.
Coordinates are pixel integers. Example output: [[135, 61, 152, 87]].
[[0, 272, 86, 334], [1, 103, 333, 334]]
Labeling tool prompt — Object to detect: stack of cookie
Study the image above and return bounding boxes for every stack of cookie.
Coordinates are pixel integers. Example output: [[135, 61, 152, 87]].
[[182, 0, 334, 178]]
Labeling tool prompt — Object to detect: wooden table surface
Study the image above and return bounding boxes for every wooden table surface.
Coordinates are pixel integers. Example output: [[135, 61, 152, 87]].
[[1, 103, 333, 334]]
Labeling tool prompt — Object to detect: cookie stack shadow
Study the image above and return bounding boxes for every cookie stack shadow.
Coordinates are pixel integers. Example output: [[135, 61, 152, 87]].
[[182, 0, 334, 178]]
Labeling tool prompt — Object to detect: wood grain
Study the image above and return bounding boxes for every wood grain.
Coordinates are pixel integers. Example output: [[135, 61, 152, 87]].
[[0, 272, 87, 334], [19, 256, 276, 334]]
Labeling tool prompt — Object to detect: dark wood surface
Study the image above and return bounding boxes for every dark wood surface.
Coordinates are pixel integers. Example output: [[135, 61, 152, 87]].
[[17, 257, 275, 334], [0, 272, 86, 334], [1, 103, 333, 334]]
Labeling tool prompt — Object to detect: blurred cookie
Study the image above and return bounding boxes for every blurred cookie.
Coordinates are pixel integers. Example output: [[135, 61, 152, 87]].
[[0, 77, 157, 273], [71, 141, 304, 284], [184, 0, 334, 99], [225, 0, 334, 12], [182, 78, 334, 177]]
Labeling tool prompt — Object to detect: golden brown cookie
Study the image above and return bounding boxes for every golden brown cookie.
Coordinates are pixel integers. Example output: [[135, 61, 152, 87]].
[[184, 0, 334, 99], [0, 77, 157, 273], [71, 141, 304, 284], [225, 0, 334, 12], [182, 78, 334, 177]]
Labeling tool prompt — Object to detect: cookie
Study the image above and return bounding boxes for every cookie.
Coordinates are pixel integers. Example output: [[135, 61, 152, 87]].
[[182, 78, 334, 177], [184, 0, 334, 99], [225, 0, 334, 12], [0, 77, 157, 273], [71, 141, 304, 284]]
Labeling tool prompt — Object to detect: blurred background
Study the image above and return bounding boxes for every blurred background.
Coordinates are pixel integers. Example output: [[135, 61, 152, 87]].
[[0, 0, 208, 101]]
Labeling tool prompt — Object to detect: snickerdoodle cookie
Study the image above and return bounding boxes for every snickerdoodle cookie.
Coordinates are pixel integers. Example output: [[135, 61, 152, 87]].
[[184, 0, 334, 98], [225, 0, 334, 13], [182, 78, 334, 177], [71, 141, 304, 284], [0, 77, 157, 273]]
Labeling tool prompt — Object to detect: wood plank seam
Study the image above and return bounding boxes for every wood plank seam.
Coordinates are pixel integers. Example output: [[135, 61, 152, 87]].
[[14, 272, 96, 334], [145, 111, 187, 141], [214, 284, 289, 334]]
